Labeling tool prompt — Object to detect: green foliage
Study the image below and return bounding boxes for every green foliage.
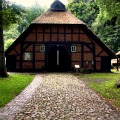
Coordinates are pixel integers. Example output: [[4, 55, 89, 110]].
[[4, 24, 20, 40], [2, 0, 25, 29], [4, 39, 14, 50], [78, 73, 120, 108], [67, 0, 99, 28], [95, 0, 120, 25], [93, 24, 120, 52], [17, 3, 45, 33], [4, 24, 20, 51], [93, 0, 120, 52], [0, 73, 34, 107]]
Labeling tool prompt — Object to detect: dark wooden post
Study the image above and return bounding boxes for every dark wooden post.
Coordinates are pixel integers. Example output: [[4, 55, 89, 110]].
[[116, 56, 119, 71]]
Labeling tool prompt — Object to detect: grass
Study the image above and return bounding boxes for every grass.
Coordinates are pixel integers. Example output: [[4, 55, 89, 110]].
[[0, 73, 35, 107], [77, 72, 120, 108]]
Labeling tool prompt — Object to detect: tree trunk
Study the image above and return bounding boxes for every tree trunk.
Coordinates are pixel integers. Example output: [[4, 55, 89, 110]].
[[0, 0, 8, 77]]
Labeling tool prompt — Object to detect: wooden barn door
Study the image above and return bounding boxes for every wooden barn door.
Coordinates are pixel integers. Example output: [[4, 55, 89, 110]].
[[48, 45, 70, 71], [48, 46, 57, 71], [101, 57, 111, 72], [59, 46, 71, 71], [6, 55, 16, 71]]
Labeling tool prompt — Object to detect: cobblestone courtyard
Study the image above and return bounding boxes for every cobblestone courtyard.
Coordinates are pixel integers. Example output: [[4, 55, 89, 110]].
[[0, 73, 120, 120]]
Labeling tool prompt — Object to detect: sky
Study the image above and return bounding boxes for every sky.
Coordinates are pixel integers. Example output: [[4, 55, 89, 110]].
[[8, 0, 68, 8]]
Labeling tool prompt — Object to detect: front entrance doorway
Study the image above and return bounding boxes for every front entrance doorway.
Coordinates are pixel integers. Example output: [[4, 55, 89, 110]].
[[48, 45, 70, 72]]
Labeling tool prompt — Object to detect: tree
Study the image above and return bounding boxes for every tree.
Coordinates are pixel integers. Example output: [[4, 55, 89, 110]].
[[4, 24, 20, 41], [67, 0, 99, 28], [2, 0, 25, 29], [0, 0, 24, 77], [0, 0, 8, 77], [92, 0, 120, 52], [18, 3, 45, 33]]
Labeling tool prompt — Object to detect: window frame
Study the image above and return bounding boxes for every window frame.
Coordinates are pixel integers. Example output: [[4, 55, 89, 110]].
[[24, 52, 31, 61], [71, 46, 76, 52], [40, 45, 45, 52]]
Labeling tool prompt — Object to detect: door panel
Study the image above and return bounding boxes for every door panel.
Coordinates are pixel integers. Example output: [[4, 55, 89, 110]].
[[47, 45, 70, 71], [101, 57, 111, 72], [6, 55, 16, 71]]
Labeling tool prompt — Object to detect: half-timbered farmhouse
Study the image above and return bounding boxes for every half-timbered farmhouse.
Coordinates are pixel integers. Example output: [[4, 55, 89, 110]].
[[5, 0, 115, 72]]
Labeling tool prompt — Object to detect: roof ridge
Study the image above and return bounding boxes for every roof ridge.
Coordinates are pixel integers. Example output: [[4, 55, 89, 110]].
[[50, 0, 66, 11]]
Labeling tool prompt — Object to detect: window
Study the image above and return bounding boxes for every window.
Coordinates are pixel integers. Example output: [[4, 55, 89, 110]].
[[71, 46, 76, 52], [24, 52, 31, 61], [40, 45, 45, 52]]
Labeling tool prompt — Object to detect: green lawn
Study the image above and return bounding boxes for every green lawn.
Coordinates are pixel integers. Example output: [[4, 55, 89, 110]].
[[0, 73, 35, 107], [77, 73, 120, 108]]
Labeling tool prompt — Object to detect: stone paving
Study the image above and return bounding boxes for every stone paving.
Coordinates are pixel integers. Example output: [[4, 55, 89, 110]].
[[0, 73, 120, 120], [0, 74, 43, 120]]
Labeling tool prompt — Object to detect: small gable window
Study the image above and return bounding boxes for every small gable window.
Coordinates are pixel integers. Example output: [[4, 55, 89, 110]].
[[71, 46, 76, 52], [24, 52, 31, 61], [40, 45, 45, 52]]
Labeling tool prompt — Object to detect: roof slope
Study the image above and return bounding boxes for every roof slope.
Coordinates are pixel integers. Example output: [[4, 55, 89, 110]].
[[32, 10, 85, 24]]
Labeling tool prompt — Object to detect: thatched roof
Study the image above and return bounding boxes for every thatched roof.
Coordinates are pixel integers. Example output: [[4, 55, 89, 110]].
[[32, 0, 85, 24], [32, 10, 85, 24]]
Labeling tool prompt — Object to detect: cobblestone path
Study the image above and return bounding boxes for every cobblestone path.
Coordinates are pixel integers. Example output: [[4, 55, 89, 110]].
[[0, 73, 120, 120]]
